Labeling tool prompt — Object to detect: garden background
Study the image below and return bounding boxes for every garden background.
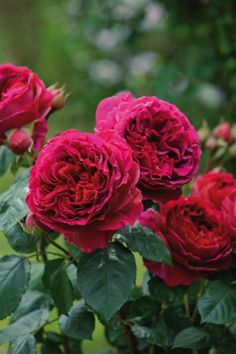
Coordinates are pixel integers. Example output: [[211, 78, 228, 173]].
[[0, 0, 235, 353]]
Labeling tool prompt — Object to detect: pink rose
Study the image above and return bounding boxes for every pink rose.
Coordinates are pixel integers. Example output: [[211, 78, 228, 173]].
[[213, 122, 234, 143], [26, 129, 143, 252], [193, 172, 236, 211], [139, 197, 232, 287], [0, 63, 57, 152], [96, 92, 201, 202]]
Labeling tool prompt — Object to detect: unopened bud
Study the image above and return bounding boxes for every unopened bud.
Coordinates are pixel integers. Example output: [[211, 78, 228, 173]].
[[213, 122, 234, 144], [7, 129, 32, 155], [205, 136, 218, 150], [25, 212, 49, 236], [198, 121, 210, 142], [48, 84, 66, 112], [228, 143, 236, 158]]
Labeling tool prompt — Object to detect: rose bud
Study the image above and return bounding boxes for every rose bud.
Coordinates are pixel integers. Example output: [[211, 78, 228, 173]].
[[96, 92, 201, 203], [228, 143, 236, 159], [198, 121, 210, 143], [7, 128, 32, 155], [48, 84, 66, 112], [213, 122, 234, 143], [25, 212, 50, 236], [140, 197, 232, 287], [0, 63, 58, 151], [205, 136, 218, 150]]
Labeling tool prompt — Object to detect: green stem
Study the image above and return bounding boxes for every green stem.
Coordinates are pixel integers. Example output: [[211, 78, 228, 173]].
[[44, 233, 70, 257], [39, 235, 48, 263], [184, 294, 190, 317], [119, 309, 139, 354]]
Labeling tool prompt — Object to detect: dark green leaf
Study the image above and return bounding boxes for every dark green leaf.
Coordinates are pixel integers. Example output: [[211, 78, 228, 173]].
[[105, 316, 128, 347], [173, 327, 209, 349], [7, 334, 36, 354], [4, 223, 38, 253], [198, 280, 236, 324], [0, 170, 29, 232], [0, 309, 48, 344], [11, 291, 52, 322], [59, 301, 95, 340], [28, 263, 45, 292], [77, 242, 136, 321], [0, 255, 31, 319], [0, 146, 12, 177], [42, 340, 63, 354], [43, 259, 74, 314], [117, 225, 172, 264]]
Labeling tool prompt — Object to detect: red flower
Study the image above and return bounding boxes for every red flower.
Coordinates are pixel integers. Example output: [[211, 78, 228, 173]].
[[193, 172, 236, 211], [223, 190, 236, 237], [96, 92, 201, 202], [139, 197, 232, 287], [0, 64, 57, 152], [26, 129, 143, 252]]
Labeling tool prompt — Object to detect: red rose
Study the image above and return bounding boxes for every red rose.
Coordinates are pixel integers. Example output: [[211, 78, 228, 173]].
[[223, 190, 236, 237], [139, 197, 232, 287], [26, 129, 143, 252], [0, 63, 56, 152], [96, 92, 201, 202], [193, 172, 236, 211]]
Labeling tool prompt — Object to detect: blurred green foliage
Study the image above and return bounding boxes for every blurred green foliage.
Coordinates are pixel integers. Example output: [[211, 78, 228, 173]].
[[0, 0, 235, 139]]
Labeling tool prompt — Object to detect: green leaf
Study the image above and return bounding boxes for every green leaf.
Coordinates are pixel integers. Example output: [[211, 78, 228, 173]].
[[198, 280, 236, 324], [7, 334, 36, 354], [173, 327, 209, 349], [43, 259, 74, 314], [42, 340, 63, 354], [0, 255, 31, 319], [28, 263, 45, 292], [11, 291, 52, 322], [0, 309, 48, 344], [4, 223, 39, 254], [77, 242, 136, 321], [59, 301, 95, 340], [117, 224, 172, 264], [0, 146, 12, 177], [0, 169, 29, 232]]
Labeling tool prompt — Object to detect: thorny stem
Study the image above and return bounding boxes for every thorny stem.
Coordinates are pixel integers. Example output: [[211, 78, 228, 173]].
[[119, 308, 139, 354]]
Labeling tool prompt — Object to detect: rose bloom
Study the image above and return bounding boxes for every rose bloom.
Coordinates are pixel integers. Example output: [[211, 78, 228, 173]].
[[26, 129, 143, 252], [96, 92, 201, 202], [193, 172, 236, 210], [223, 190, 236, 237], [139, 196, 232, 287], [0, 63, 56, 152]]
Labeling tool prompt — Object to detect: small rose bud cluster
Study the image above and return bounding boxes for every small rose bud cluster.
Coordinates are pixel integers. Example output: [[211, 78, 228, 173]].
[[0, 64, 66, 155]]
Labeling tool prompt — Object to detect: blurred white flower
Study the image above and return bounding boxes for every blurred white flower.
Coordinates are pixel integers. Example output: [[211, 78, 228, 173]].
[[197, 83, 225, 108], [140, 2, 166, 31], [112, 0, 149, 20], [91, 27, 130, 51], [127, 52, 158, 77], [89, 60, 123, 85]]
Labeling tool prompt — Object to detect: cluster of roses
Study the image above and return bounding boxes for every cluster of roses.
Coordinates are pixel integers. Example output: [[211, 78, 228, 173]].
[[1, 63, 236, 288]]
